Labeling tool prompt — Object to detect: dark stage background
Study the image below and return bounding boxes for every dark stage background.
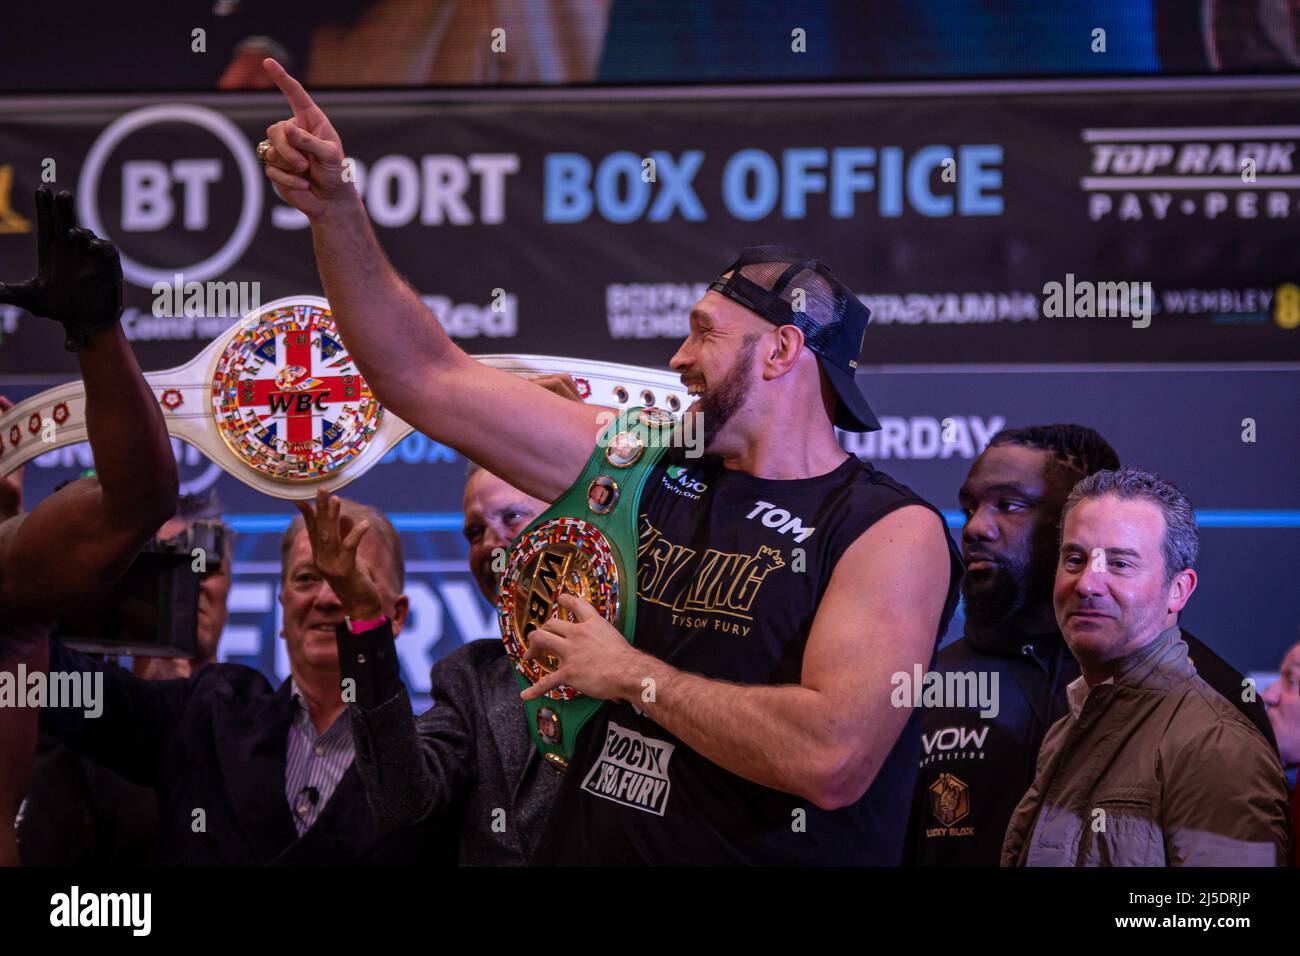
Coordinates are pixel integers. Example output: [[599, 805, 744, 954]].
[[0, 75, 1296, 706]]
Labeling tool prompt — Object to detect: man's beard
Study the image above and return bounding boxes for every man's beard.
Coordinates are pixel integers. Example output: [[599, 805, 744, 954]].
[[692, 334, 760, 454], [478, 565, 503, 605], [962, 553, 1053, 628]]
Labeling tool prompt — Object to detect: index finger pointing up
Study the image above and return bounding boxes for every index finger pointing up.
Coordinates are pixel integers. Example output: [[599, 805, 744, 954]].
[[263, 58, 319, 122]]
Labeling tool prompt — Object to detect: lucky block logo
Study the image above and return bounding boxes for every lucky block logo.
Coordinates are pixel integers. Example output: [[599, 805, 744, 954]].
[[929, 772, 970, 828]]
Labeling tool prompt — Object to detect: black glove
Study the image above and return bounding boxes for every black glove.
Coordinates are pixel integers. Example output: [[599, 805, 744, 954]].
[[0, 187, 123, 352]]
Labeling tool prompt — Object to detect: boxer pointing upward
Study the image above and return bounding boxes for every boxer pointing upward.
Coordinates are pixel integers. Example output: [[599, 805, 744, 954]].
[[262, 61, 961, 863], [257, 61, 605, 504]]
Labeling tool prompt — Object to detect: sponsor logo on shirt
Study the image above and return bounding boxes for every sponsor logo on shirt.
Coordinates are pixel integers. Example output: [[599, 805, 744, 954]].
[[926, 772, 975, 838], [919, 725, 989, 766], [637, 516, 786, 636], [661, 464, 708, 499], [580, 721, 675, 816]]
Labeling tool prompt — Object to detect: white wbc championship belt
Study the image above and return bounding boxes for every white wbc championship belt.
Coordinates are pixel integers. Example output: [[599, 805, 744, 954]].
[[0, 295, 689, 499]]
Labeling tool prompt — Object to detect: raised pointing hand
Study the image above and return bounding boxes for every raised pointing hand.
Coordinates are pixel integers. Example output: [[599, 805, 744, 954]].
[[260, 59, 350, 219]]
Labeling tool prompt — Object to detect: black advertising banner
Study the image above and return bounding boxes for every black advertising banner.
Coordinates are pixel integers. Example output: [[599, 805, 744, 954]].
[[0, 78, 1296, 693], [0, 77, 1298, 375]]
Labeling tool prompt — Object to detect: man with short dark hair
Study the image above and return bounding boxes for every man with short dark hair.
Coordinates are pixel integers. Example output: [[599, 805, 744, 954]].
[[337, 373, 582, 865], [908, 426, 1272, 865], [134, 491, 234, 681], [313, 470, 565, 865], [260, 61, 961, 863], [908, 424, 1118, 866], [1002, 468, 1290, 866], [18, 490, 233, 865]]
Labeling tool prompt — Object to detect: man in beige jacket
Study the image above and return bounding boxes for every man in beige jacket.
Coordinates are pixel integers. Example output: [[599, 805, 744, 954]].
[[1002, 468, 1290, 867]]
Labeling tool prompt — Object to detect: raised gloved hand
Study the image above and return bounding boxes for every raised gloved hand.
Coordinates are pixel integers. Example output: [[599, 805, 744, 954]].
[[0, 187, 123, 352]]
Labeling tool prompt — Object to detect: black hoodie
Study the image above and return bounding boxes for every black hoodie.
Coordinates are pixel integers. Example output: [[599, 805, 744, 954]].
[[907, 624, 1076, 866], [905, 624, 1273, 866]]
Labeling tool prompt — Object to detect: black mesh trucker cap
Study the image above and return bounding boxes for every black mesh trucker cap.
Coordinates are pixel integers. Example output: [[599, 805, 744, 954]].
[[708, 245, 880, 433]]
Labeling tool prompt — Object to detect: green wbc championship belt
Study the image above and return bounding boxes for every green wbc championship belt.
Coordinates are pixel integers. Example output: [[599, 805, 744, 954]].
[[498, 405, 677, 770]]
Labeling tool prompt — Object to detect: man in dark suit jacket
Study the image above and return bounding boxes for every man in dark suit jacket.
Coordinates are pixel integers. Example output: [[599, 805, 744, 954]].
[[37, 495, 417, 865], [347, 638, 560, 865], [18, 490, 234, 866], [296, 460, 566, 866]]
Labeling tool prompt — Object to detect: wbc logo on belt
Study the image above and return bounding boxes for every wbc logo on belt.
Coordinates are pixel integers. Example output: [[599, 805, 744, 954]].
[[499, 517, 622, 700], [210, 303, 383, 481]]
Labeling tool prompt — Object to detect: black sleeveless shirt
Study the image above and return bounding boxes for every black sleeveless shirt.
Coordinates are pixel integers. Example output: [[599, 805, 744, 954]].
[[536, 452, 962, 865]]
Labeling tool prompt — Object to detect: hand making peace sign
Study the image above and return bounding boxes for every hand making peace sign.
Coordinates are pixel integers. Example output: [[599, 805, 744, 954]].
[[294, 488, 383, 621]]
